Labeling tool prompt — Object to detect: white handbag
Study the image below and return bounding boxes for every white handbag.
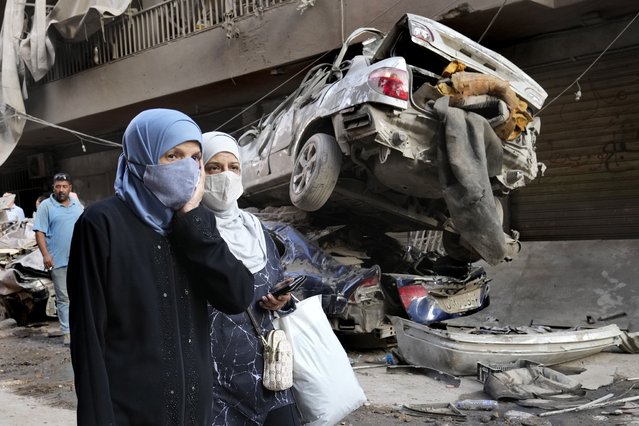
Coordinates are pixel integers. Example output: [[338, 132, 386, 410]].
[[247, 309, 293, 392]]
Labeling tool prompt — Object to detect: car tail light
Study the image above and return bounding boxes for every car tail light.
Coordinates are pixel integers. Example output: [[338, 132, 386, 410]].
[[348, 270, 381, 302], [410, 23, 434, 44], [358, 275, 379, 288], [398, 285, 428, 309], [368, 68, 409, 101]]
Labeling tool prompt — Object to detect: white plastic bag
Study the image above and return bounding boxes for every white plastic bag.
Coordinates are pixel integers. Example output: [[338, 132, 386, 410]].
[[275, 295, 366, 426]]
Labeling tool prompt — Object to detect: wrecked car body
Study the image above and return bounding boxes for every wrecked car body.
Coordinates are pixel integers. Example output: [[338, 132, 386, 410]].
[[383, 266, 490, 326], [0, 267, 54, 324], [265, 221, 388, 337], [390, 316, 639, 376], [264, 221, 491, 340], [239, 13, 547, 265], [0, 221, 56, 324]]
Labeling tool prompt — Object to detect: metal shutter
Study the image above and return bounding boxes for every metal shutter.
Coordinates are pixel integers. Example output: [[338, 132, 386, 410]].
[[510, 48, 639, 240]]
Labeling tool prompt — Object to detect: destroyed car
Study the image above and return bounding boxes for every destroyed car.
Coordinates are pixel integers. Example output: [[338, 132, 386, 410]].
[[0, 266, 54, 325], [264, 221, 388, 338], [264, 221, 490, 341], [239, 13, 548, 265], [0, 221, 56, 324], [383, 266, 490, 326]]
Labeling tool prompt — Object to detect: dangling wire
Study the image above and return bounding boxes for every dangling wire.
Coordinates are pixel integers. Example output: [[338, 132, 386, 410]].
[[537, 10, 639, 115], [6, 106, 122, 147], [478, 0, 508, 44], [213, 54, 331, 131], [340, 0, 344, 43], [574, 80, 582, 101]]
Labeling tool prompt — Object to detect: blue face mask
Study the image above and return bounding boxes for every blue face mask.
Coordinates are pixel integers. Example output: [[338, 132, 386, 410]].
[[142, 158, 200, 210]]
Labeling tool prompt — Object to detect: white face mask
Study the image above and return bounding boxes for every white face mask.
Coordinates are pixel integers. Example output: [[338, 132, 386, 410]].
[[202, 171, 244, 211]]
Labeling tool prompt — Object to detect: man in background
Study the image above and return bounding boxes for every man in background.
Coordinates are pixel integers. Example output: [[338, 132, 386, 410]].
[[2, 193, 26, 222], [34, 173, 84, 345]]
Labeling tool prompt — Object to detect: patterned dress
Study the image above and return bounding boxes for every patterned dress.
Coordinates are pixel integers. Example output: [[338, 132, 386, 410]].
[[208, 229, 296, 425]]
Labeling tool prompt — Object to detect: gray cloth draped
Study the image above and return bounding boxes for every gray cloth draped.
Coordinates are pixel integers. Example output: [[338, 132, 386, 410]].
[[433, 96, 506, 265]]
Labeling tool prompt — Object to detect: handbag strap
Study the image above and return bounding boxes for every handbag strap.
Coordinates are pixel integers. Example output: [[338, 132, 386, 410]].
[[246, 308, 269, 346]]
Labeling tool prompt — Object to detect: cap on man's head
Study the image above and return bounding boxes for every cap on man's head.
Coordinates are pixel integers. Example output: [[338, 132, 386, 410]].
[[53, 172, 72, 184]]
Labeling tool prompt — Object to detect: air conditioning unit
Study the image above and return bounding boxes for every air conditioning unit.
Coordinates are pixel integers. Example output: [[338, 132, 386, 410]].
[[27, 153, 53, 179]]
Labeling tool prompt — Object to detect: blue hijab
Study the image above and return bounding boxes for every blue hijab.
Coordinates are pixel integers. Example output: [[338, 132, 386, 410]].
[[114, 109, 202, 235]]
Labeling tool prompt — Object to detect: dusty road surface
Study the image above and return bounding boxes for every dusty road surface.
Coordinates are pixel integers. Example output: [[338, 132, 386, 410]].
[[1, 320, 638, 426]]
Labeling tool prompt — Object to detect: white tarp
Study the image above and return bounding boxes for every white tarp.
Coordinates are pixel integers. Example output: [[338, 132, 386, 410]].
[[46, 0, 132, 41], [0, 0, 130, 166], [19, 0, 131, 80], [0, 0, 27, 167], [19, 0, 55, 82]]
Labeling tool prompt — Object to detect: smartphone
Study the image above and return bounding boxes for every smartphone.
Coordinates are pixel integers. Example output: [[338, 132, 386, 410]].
[[271, 275, 306, 297]]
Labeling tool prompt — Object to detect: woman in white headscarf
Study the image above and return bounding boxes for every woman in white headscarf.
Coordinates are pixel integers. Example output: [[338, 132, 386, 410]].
[[67, 110, 255, 425], [201, 131, 300, 426]]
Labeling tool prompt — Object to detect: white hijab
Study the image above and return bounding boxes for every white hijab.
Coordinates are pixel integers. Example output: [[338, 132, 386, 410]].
[[202, 132, 267, 274]]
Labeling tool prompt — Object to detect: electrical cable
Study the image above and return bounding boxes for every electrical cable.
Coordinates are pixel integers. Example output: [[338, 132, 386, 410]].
[[213, 53, 332, 131], [7, 106, 121, 147], [366, 0, 405, 26], [574, 80, 582, 101], [537, 9, 639, 115], [227, 117, 262, 137], [478, 0, 508, 44], [340, 0, 344, 43]]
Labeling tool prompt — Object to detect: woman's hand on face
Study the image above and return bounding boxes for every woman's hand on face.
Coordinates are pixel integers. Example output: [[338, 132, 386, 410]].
[[259, 292, 291, 311], [178, 159, 205, 215]]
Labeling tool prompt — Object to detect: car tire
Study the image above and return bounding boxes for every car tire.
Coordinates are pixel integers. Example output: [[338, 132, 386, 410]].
[[290, 133, 342, 211]]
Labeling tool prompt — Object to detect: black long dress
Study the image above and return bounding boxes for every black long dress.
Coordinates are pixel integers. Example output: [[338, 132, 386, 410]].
[[67, 196, 254, 426]]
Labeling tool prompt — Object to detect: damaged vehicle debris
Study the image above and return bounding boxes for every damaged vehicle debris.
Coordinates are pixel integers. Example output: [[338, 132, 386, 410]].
[[0, 220, 56, 324], [390, 316, 639, 376], [263, 221, 491, 342], [383, 265, 490, 326], [239, 13, 547, 265]]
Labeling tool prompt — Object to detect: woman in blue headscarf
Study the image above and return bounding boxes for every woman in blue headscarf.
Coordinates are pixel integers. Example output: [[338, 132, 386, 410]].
[[67, 109, 255, 426]]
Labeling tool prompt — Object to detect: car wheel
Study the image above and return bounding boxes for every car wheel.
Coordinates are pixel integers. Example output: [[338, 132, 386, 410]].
[[290, 133, 342, 211]]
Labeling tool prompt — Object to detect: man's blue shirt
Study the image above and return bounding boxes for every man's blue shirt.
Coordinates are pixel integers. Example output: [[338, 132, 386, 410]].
[[33, 195, 84, 269], [5, 205, 25, 222]]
